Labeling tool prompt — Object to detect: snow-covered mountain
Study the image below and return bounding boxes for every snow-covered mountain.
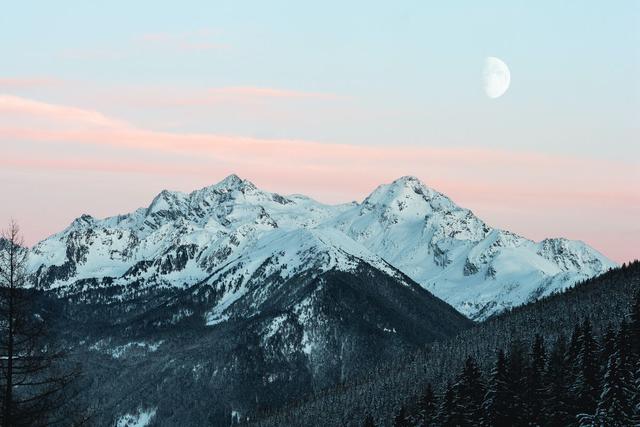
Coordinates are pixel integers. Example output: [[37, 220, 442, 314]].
[[29, 174, 615, 320]]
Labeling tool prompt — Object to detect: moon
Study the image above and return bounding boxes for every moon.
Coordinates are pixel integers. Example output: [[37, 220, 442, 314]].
[[483, 56, 510, 98]]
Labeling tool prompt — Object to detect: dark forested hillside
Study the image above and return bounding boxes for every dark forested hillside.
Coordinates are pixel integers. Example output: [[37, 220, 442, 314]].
[[251, 261, 640, 426], [44, 262, 470, 426]]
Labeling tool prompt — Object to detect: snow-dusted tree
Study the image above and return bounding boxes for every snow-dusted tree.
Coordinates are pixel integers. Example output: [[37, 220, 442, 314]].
[[599, 325, 617, 372], [544, 335, 572, 426], [415, 383, 437, 427], [452, 355, 485, 425], [579, 354, 632, 426], [526, 334, 547, 425], [0, 221, 84, 426], [436, 382, 456, 427], [392, 405, 409, 427], [362, 413, 376, 427], [632, 361, 640, 425], [572, 319, 601, 418], [505, 341, 527, 424], [629, 292, 640, 424], [629, 291, 640, 358], [482, 349, 510, 426]]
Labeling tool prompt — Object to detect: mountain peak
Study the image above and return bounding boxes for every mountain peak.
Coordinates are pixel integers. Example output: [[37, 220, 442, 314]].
[[214, 174, 255, 191], [385, 176, 442, 197], [146, 189, 186, 215], [188, 174, 259, 202], [391, 175, 424, 186], [363, 176, 454, 212], [31, 174, 616, 321]]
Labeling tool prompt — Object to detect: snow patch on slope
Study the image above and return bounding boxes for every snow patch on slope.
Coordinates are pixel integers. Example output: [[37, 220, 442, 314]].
[[116, 407, 157, 427], [27, 174, 616, 320]]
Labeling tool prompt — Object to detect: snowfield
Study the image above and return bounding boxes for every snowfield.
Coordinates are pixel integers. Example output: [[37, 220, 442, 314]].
[[28, 174, 615, 320], [116, 407, 157, 427]]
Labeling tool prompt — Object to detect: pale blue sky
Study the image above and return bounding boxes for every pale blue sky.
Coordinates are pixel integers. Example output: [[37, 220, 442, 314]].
[[2, 1, 638, 156], [1, 1, 639, 262]]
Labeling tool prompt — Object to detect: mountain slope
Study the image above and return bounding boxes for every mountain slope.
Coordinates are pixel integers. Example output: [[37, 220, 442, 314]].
[[330, 176, 614, 318], [21, 174, 618, 425], [50, 258, 470, 426], [29, 174, 615, 320], [250, 261, 640, 427]]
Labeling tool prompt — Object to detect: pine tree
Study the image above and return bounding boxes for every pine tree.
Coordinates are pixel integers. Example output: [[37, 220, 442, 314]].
[[543, 335, 572, 426], [629, 291, 640, 358], [568, 326, 581, 360], [393, 405, 409, 427], [482, 349, 510, 426], [600, 325, 617, 369], [362, 413, 376, 427], [526, 334, 547, 425], [631, 360, 640, 425], [586, 354, 632, 426], [615, 320, 633, 395], [571, 319, 601, 418], [505, 340, 527, 426], [415, 383, 437, 427], [628, 294, 640, 425], [452, 355, 485, 426], [437, 382, 456, 427]]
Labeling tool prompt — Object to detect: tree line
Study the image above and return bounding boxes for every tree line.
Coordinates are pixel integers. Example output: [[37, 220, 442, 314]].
[[250, 261, 640, 427], [385, 291, 640, 426]]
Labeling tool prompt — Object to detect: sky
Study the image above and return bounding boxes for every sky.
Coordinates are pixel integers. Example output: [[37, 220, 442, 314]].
[[0, 1, 638, 262]]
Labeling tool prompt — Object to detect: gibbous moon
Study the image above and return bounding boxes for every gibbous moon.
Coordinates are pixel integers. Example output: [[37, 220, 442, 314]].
[[483, 56, 510, 98]]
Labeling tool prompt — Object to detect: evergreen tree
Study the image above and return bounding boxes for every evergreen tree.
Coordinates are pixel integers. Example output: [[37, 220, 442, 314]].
[[580, 354, 632, 426], [615, 321, 633, 393], [626, 291, 640, 425], [628, 293, 640, 425], [393, 405, 409, 427], [482, 349, 510, 426], [631, 360, 640, 425], [362, 413, 376, 427], [437, 382, 456, 427], [505, 340, 527, 426], [600, 325, 617, 369], [544, 335, 572, 427], [568, 326, 581, 363], [526, 334, 547, 425], [571, 319, 601, 418], [415, 383, 437, 427], [629, 291, 640, 358], [451, 355, 485, 426]]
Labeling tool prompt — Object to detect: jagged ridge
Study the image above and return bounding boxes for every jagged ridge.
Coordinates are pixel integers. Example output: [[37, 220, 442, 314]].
[[29, 174, 615, 320]]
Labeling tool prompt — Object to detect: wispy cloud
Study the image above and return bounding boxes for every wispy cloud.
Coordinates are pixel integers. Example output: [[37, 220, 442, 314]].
[[1, 94, 638, 262], [0, 77, 61, 90], [0, 95, 129, 128], [1, 94, 636, 199]]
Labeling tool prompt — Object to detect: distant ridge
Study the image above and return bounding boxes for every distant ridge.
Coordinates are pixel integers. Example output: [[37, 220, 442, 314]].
[[30, 174, 614, 319]]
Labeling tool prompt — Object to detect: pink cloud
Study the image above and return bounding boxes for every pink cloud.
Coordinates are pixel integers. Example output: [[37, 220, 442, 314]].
[[0, 94, 638, 262], [0, 95, 130, 128]]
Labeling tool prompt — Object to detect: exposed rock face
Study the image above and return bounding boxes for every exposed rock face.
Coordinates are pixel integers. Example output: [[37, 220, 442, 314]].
[[30, 174, 614, 320]]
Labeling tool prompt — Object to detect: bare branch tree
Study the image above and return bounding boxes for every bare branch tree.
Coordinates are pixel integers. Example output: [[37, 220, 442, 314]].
[[0, 221, 87, 426]]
